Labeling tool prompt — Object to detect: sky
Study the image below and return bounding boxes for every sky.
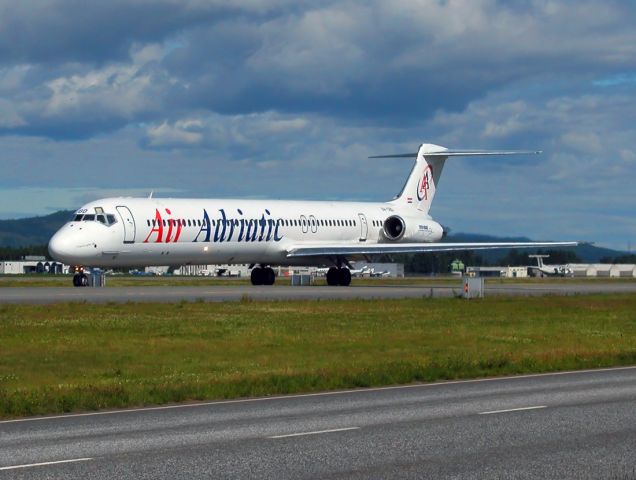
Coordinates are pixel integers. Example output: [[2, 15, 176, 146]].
[[0, 0, 635, 250]]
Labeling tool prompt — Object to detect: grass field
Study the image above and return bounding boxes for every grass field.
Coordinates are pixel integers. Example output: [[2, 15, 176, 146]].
[[1, 294, 635, 418]]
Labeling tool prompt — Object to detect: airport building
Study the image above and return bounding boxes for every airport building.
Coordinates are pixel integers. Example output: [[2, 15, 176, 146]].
[[159, 262, 404, 278], [172, 264, 250, 277], [465, 263, 636, 278], [465, 266, 528, 278], [568, 264, 636, 278], [0, 258, 69, 275]]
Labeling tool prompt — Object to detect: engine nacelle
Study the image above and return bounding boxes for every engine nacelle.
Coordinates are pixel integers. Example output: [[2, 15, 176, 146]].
[[382, 215, 444, 243]]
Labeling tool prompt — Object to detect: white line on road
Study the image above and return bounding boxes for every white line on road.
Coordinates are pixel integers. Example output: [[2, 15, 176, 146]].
[[2, 365, 634, 425], [0, 458, 92, 471], [479, 405, 547, 415], [269, 426, 360, 439]]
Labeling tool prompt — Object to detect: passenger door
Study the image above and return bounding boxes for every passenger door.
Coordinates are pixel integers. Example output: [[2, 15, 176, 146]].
[[116, 206, 136, 243], [358, 213, 368, 241]]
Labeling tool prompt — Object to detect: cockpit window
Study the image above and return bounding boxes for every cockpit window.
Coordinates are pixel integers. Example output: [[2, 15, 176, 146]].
[[75, 211, 118, 225]]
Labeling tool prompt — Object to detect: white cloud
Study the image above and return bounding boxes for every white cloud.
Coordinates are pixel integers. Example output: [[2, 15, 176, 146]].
[[142, 111, 310, 150], [43, 44, 170, 120], [145, 119, 204, 148]]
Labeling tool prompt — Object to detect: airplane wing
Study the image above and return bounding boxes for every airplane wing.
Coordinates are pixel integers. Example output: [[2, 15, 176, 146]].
[[286, 241, 579, 258]]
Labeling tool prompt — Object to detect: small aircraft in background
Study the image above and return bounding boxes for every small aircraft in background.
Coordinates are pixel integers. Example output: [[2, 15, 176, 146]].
[[316, 265, 371, 277], [528, 254, 573, 277]]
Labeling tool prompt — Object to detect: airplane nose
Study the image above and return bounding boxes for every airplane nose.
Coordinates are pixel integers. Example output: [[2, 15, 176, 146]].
[[48, 230, 73, 262]]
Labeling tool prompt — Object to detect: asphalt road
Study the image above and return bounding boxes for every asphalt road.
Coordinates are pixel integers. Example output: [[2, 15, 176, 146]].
[[2, 366, 636, 479], [1, 281, 636, 304]]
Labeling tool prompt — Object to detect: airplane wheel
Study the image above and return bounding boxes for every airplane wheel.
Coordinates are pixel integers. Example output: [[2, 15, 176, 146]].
[[338, 268, 351, 287], [326, 267, 339, 286], [250, 267, 264, 286], [80, 274, 89, 287], [73, 274, 81, 287], [263, 267, 276, 286]]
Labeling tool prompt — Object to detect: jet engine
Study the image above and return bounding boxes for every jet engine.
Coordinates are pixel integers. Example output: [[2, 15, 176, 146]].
[[382, 215, 444, 242]]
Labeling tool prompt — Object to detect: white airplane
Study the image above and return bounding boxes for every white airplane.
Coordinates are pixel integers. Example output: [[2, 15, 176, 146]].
[[528, 254, 574, 277], [48, 143, 579, 287]]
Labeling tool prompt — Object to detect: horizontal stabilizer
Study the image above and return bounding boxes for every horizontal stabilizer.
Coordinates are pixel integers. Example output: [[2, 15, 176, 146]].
[[370, 150, 541, 159], [287, 241, 579, 258]]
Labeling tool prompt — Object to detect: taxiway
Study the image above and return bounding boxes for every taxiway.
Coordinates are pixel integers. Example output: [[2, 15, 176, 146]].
[[1, 281, 636, 304], [2, 366, 636, 479]]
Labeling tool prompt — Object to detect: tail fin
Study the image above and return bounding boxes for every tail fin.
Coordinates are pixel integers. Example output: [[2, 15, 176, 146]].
[[387, 143, 449, 213], [371, 144, 540, 214]]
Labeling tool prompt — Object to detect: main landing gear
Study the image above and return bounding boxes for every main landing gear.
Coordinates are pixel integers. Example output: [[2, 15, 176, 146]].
[[250, 266, 276, 286], [326, 267, 351, 286]]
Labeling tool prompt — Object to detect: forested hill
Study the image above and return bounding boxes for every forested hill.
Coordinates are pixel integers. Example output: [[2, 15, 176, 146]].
[[0, 211, 73, 247], [445, 233, 626, 264]]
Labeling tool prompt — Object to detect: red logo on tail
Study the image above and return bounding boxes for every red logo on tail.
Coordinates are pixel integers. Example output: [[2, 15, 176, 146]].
[[416, 165, 433, 202]]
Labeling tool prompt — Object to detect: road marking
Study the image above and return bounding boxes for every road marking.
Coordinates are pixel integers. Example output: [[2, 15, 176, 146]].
[[2, 365, 635, 424], [269, 427, 360, 439], [479, 405, 547, 415], [0, 458, 92, 471]]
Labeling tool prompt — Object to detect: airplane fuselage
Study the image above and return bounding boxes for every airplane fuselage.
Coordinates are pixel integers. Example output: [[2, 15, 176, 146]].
[[48, 197, 443, 268]]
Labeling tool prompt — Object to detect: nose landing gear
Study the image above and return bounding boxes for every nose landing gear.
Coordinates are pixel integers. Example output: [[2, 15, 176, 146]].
[[73, 267, 89, 287], [72, 271, 89, 287]]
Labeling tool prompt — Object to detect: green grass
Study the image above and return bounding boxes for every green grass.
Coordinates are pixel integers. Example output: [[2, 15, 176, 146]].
[[1, 294, 636, 418]]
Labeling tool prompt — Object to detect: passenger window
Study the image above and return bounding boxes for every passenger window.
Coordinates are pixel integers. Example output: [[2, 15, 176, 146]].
[[147, 220, 150, 227]]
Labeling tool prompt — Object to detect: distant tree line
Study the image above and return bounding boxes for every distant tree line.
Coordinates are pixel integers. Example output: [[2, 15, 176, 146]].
[[600, 254, 636, 264], [0, 245, 50, 260]]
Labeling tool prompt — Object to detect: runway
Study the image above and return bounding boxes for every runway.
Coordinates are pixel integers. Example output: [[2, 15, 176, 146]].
[[2, 366, 636, 479], [1, 281, 636, 304]]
